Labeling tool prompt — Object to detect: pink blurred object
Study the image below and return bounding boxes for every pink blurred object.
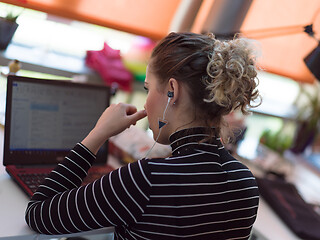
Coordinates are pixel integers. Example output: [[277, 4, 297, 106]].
[[86, 42, 133, 91]]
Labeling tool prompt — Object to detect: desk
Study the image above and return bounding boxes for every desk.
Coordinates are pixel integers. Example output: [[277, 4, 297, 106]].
[[0, 126, 115, 240], [0, 126, 318, 240], [238, 139, 320, 240]]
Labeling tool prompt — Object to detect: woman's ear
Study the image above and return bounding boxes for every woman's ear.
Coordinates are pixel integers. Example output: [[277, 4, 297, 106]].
[[168, 78, 179, 105]]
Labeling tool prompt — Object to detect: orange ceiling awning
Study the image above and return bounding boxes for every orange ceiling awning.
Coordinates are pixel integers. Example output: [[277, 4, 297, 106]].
[[1, 0, 182, 40], [191, 0, 320, 84], [239, 0, 320, 84], [3, 0, 320, 83]]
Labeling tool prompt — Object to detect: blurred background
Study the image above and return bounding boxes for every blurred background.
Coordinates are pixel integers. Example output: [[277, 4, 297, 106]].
[[1, 1, 320, 239]]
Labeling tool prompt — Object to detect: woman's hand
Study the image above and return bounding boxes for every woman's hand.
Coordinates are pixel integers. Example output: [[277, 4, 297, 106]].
[[81, 103, 147, 154]]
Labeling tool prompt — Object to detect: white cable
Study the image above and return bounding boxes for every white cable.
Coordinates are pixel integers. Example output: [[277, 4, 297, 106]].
[[144, 97, 171, 159], [162, 97, 171, 119]]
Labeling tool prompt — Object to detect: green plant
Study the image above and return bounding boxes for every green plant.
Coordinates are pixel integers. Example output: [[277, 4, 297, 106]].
[[4, 12, 20, 22], [290, 81, 320, 153], [0, 4, 23, 22], [259, 126, 294, 154], [295, 81, 320, 131]]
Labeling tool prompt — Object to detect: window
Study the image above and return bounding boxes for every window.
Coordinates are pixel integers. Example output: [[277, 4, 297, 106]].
[[1, 2, 140, 58]]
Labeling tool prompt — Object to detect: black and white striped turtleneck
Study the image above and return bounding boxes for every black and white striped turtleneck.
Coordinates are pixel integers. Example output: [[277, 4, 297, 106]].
[[25, 127, 259, 240]]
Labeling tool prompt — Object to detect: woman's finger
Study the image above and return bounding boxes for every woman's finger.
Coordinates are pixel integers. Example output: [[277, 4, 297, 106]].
[[123, 104, 138, 116], [127, 109, 147, 124]]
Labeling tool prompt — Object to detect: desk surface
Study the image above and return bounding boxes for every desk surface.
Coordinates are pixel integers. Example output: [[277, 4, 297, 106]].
[[0, 161, 34, 238], [0, 126, 318, 240]]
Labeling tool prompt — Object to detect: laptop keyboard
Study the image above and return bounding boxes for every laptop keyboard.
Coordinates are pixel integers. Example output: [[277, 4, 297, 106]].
[[17, 166, 114, 195], [18, 173, 48, 194]]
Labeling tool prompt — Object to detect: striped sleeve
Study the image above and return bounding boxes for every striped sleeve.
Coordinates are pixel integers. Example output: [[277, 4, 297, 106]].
[[25, 143, 152, 235]]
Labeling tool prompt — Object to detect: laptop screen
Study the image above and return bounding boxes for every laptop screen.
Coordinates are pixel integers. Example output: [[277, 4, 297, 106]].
[[4, 76, 110, 165]]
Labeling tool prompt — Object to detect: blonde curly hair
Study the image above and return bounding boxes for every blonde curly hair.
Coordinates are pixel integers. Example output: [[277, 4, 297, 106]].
[[150, 32, 261, 136], [204, 36, 260, 115]]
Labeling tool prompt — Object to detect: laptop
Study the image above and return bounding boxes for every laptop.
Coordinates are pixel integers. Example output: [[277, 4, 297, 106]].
[[3, 75, 113, 197]]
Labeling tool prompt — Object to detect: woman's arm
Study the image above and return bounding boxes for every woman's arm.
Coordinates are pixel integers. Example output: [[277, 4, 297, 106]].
[[25, 103, 148, 234], [25, 148, 152, 234]]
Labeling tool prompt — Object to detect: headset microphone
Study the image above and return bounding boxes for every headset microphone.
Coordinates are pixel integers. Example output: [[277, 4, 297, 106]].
[[144, 91, 174, 158], [158, 91, 174, 129]]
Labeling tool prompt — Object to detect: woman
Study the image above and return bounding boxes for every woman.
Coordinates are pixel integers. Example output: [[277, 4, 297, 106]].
[[25, 32, 260, 239]]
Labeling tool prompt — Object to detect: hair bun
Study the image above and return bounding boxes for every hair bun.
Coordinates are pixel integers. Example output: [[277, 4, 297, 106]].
[[203, 38, 260, 115]]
